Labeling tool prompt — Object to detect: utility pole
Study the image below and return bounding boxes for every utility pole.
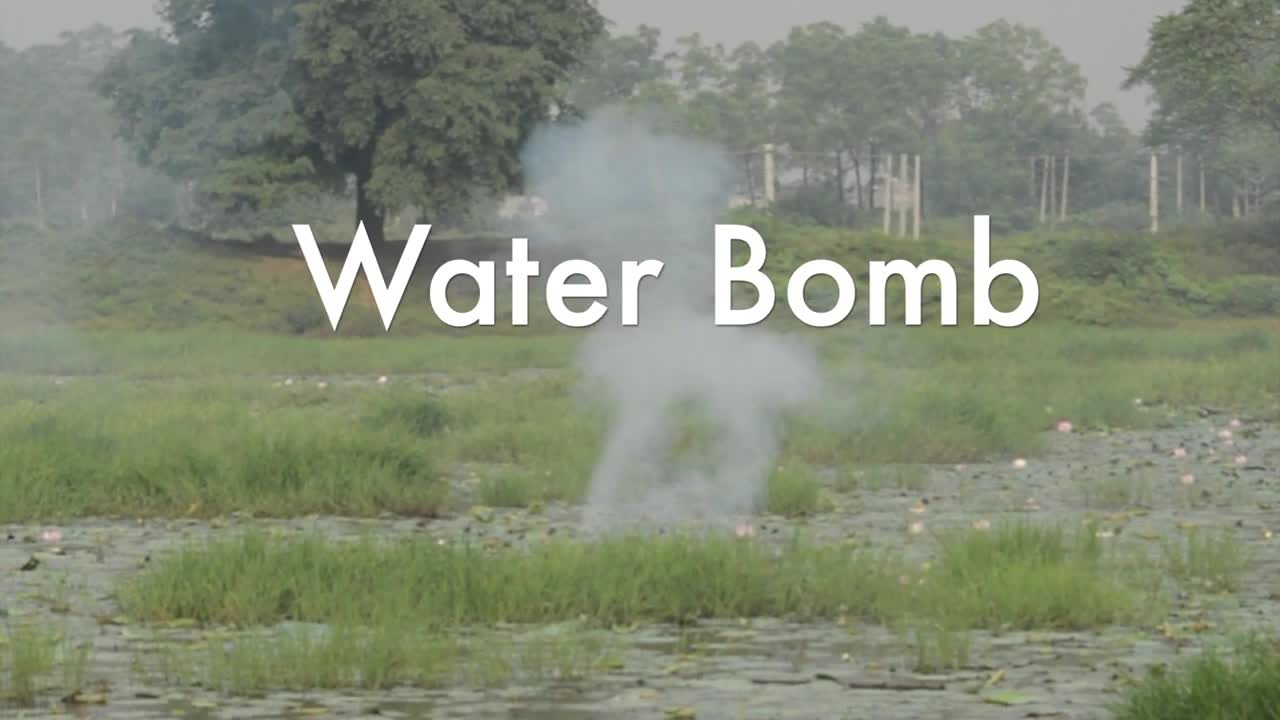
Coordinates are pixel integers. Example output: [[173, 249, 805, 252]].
[[885, 152, 896, 234], [1176, 154, 1184, 218], [897, 152, 909, 237], [1059, 154, 1070, 223], [913, 154, 922, 239], [1199, 163, 1206, 218], [1048, 155, 1057, 227], [1151, 154, 1161, 232], [1039, 155, 1049, 225]]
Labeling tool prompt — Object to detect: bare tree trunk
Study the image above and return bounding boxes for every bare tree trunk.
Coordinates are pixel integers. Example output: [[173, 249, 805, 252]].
[[355, 167, 387, 245], [834, 150, 845, 217]]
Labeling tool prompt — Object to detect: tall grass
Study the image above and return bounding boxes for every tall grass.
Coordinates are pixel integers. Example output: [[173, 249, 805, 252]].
[[1115, 639, 1280, 720], [119, 523, 1150, 633], [0, 379, 448, 521]]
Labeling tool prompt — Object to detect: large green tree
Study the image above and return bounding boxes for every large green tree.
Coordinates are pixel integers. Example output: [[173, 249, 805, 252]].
[[1126, 0, 1280, 145], [100, 0, 605, 243]]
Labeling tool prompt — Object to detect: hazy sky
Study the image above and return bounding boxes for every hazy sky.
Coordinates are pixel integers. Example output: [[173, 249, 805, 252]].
[[3, 0, 1185, 129]]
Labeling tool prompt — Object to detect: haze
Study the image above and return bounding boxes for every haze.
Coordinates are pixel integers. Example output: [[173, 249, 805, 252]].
[[4, 0, 1183, 127]]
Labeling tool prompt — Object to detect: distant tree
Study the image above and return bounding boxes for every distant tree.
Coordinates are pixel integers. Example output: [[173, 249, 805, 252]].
[[1126, 0, 1280, 145], [0, 26, 121, 229], [1126, 0, 1280, 215], [568, 24, 671, 112], [100, 0, 606, 243]]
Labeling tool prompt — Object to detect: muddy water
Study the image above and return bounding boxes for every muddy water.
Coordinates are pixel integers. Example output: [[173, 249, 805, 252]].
[[3, 411, 1278, 719]]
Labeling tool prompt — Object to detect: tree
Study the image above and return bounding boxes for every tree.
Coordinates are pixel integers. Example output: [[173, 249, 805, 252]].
[[0, 27, 123, 229], [1126, 0, 1280, 146], [568, 24, 671, 112], [1127, 0, 1280, 215], [100, 0, 606, 243]]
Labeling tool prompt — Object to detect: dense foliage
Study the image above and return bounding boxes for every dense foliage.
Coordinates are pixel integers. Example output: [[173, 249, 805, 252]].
[[0, 2, 1275, 234]]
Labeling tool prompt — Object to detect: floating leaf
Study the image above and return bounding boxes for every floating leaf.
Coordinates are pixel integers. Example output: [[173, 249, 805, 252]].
[[983, 691, 1031, 706]]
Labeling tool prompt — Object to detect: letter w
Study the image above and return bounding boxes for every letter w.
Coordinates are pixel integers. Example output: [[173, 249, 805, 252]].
[[292, 222, 431, 331]]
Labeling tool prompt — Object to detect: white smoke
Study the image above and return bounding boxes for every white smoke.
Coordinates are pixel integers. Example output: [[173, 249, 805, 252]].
[[520, 107, 822, 530]]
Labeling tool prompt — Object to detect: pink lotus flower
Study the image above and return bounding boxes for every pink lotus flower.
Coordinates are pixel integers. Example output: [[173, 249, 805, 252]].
[[1230, 418, 1243, 429], [735, 523, 756, 538], [1056, 420, 1074, 433], [1012, 458, 1028, 470], [1218, 429, 1233, 440], [1172, 447, 1188, 458], [1181, 473, 1196, 486], [1234, 454, 1249, 466], [39, 529, 62, 543]]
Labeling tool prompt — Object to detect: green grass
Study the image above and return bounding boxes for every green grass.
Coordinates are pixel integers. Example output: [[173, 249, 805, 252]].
[[764, 465, 826, 517], [142, 622, 615, 694], [1082, 472, 1154, 511], [1162, 529, 1250, 594], [914, 522, 1154, 631], [0, 379, 449, 521], [837, 464, 931, 493], [0, 329, 577, 377], [0, 624, 91, 708], [0, 318, 1274, 522], [1115, 638, 1280, 720], [0, 221, 1276, 523], [118, 523, 1151, 633]]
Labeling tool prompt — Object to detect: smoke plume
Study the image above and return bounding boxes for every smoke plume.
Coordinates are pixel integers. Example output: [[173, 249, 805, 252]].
[[520, 107, 822, 530]]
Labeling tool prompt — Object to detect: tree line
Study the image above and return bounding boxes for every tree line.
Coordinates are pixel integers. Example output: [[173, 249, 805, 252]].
[[0, 0, 1274, 238]]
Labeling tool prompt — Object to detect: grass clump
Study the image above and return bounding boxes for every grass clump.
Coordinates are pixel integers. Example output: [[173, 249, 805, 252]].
[[914, 522, 1150, 631], [118, 531, 903, 629], [121, 522, 1150, 634], [0, 624, 91, 708], [145, 623, 614, 694], [765, 465, 825, 517], [1115, 638, 1280, 720], [0, 380, 448, 521], [1162, 529, 1249, 594], [837, 464, 930, 493]]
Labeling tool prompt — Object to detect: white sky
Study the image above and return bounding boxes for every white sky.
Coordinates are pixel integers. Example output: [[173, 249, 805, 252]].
[[2, 0, 1186, 128]]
